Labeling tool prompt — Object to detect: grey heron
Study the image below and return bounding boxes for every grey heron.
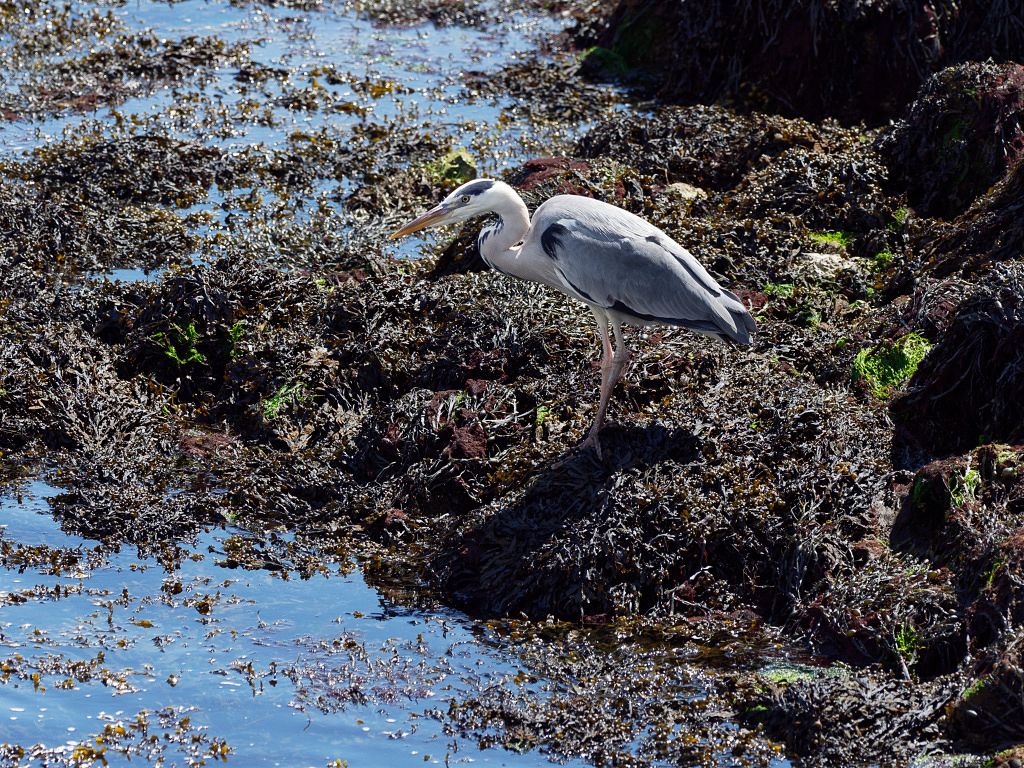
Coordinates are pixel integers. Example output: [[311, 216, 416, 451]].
[[390, 178, 756, 456]]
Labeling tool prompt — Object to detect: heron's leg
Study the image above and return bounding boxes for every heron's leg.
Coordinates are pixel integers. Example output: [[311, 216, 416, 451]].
[[582, 318, 629, 456], [606, 320, 631, 389], [589, 308, 614, 387]]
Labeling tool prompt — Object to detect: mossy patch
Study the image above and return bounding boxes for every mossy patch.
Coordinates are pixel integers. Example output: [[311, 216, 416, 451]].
[[808, 231, 852, 250], [871, 249, 894, 270], [758, 662, 836, 687], [852, 333, 932, 398], [424, 147, 477, 187], [762, 282, 795, 298]]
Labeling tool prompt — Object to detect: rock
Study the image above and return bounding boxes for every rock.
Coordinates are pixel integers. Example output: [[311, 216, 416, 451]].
[[662, 182, 707, 203], [969, 524, 1024, 647], [920, 160, 1024, 279], [756, 671, 960, 764], [891, 268, 1024, 459], [878, 62, 1024, 219], [444, 421, 488, 460], [795, 252, 851, 284], [950, 634, 1024, 748], [506, 156, 593, 194], [891, 445, 1024, 582], [576, 104, 855, 191], [427, 147, 477, 187], [586, 0, 1024, 123]]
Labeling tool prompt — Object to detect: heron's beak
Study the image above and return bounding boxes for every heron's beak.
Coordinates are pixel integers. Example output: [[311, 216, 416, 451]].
[[389, 205, 452, 240]]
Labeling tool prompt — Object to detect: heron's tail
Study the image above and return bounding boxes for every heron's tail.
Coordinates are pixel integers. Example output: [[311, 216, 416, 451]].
[[718, 289, 757, 345]]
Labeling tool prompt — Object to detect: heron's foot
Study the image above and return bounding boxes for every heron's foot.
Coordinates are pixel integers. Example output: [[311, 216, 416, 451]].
[[580, 431, 602, 459]]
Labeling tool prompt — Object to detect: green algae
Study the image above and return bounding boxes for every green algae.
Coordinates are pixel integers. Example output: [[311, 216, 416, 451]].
[[852, 333, 932, 398], [424, 147, 478, 187]]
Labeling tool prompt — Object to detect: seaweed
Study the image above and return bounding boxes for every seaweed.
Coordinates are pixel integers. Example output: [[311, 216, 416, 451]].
[[892, 267, 1024, 459], [2, 0, 1024, 764], [585, 0, 1024, 124], [878, 62, 1024, 219]]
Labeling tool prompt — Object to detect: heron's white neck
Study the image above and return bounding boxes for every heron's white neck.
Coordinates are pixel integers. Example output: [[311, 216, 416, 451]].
[[476, 186, 533, 280]]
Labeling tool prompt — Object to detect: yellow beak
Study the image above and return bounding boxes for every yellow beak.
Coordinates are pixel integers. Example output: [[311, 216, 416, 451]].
[[389, 205, 451, 240]]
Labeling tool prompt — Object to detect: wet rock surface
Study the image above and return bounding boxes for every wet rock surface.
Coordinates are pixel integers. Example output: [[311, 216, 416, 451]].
[[2, 0, 1024, 766], [587, 0, 1024, 123]]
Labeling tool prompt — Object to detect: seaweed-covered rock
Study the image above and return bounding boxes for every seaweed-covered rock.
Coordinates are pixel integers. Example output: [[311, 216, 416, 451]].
[[878, 62, 1024, 219], [434, 352, 893, 623], [590, 0, 1024, 123], [891, 446, 1024, 580], [799, 548, 965, 677], [757, 672, 960, 765], [968, 524, 1024, 648], [891, 267, 1024, 459], [951, 634, 1024, 749], [15, 134, 222, 207], [0, 174, 194, 273], [724, 145, 891, 237], [919, 159, 1024, 279], [576, 104, 861, 191]]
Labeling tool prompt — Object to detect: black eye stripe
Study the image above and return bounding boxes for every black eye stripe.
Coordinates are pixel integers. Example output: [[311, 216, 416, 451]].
[[459, 180, 494, 198]]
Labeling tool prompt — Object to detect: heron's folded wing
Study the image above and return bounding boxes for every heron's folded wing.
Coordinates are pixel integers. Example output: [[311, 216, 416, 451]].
[[540, 208, 755, 343]]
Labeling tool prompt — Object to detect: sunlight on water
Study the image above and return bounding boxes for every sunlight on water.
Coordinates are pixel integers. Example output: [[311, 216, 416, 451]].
[[0, 480, 589, 766]]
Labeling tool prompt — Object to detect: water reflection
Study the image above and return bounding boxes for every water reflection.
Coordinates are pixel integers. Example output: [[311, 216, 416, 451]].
[[0, 480, 589, 766]]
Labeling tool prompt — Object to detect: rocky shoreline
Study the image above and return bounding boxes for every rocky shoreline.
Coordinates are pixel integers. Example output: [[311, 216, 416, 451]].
[[2, 1, 1023, 765]]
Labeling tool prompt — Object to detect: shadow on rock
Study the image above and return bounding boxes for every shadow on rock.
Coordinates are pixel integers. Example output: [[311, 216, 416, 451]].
[[950, 632, 1024, 750], [753, 671, 962, 766], [586, 0, 1024, 124], [434, 424, 701, 619], [921, 160, 1024, 279]]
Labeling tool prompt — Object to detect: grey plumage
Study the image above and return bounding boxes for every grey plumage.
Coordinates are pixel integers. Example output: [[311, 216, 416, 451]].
[[528, 196, 756, 344], [390, 178, 757, 455]]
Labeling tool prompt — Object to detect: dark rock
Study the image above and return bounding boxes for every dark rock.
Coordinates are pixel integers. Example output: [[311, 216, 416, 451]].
[[444, 422, 488, 460], [757, 672, 960, 764], [16, 134, 222, 207], [950, 634, 1024, 748], [506, 156, 595, 196], [892, 268, 1024, 460], [919, 159, 1024, 279], [889, 445, 1024, 658], [588, 0, 1024, 123], [878, 62, 1024, 219], [723, 144, 890, 235], [968, 525, 1024, 648], [576, 105, 857, 191]]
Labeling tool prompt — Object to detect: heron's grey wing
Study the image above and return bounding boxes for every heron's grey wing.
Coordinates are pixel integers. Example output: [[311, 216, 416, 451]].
[[533, 199, 756, 343]]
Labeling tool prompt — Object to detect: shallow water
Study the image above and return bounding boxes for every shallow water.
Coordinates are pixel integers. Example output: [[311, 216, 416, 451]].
[[0, 0, 571, 164], [1, 480, 595, 766], [0, 0, 582, 280]]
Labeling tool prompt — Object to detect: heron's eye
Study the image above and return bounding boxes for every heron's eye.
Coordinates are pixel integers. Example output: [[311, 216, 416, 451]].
[[460, 195, 470, 204]]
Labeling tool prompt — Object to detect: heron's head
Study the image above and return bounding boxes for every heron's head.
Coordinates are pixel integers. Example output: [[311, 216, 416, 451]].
[[389, 179, 501, 240]]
